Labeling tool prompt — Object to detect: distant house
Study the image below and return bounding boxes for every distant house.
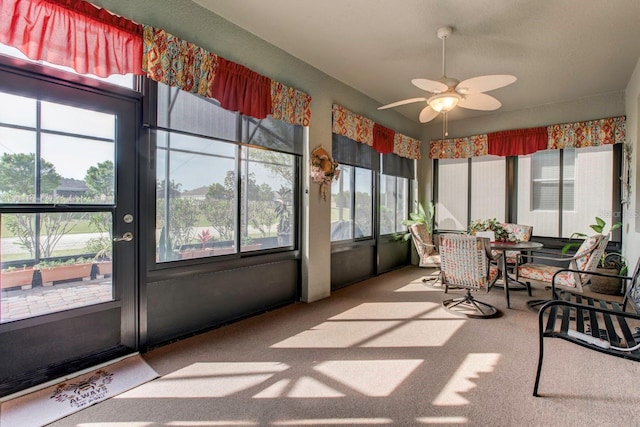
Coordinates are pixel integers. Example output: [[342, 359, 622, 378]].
[[181, 186, 208, 200], [53, 178, 88, 198]]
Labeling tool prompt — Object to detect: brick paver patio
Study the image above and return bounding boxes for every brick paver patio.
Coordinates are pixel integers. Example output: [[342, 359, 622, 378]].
[[1, 279, 113, 323]]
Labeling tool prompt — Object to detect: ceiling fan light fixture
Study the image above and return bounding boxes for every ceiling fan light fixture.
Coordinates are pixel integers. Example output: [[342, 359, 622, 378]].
[[428, 92, 461, 113]]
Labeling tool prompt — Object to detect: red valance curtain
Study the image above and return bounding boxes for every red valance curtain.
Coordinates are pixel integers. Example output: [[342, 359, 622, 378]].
[[211, 57, 272, 119], [487, 127, 547, 156], [0, 0, 144, 77], [372, 123, 395, 154], [332, 105, 422, 160], [142, 25, 311, 125]]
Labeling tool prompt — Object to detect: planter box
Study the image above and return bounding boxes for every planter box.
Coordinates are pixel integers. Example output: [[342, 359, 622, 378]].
[[589, 267, 623, 295], [39, 263, 93, 285], [241, 243, 263, 252], [179, 248, 215, 259], [213, 246, 235, 256], [96, 261, 112, 277], [1, 268, 36, 290], [178, 243, 262, 259]]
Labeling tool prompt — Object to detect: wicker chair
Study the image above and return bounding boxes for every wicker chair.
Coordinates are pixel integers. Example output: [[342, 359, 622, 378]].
[[439, 233, 502, 318], [516, 234, 609, 308], [408, 223, 441, 284]]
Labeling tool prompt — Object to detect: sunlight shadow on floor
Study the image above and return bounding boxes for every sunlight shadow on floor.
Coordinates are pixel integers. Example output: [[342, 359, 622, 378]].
[[432, 353, 501, 406]]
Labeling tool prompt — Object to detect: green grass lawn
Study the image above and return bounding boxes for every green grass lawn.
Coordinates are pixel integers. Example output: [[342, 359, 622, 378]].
[[1, 218, 98, 238]]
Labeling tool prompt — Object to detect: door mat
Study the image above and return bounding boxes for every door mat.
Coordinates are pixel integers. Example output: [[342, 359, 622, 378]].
[[0, 354, 158, 427]]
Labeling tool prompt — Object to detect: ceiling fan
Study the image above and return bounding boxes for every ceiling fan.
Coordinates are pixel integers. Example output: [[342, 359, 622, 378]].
[[378, 26, 517, 124]]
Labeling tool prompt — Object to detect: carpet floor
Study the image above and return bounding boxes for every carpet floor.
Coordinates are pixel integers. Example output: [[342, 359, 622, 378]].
[[48, 265, 640, 426]]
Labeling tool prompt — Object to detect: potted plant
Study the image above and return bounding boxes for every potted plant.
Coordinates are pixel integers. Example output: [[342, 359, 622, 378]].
[[1, 265, 36, 290], [589, 251, 629, 295], [179, 229, 215, 259], [562, 216, 621, 253], [468, 218, 516, 242], [38, 257, 94, 286], [398, 201, 435, 242]]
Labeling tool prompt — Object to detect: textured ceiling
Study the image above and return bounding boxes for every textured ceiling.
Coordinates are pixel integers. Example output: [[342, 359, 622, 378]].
[[193, 0, 640, 124]]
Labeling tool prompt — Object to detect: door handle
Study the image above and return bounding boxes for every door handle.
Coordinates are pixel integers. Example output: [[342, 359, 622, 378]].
[[114, 232, 133, 242]]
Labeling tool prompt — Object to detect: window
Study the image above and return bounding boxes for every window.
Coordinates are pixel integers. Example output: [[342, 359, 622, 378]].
[[0, 80, 119, 322], [470, 155, 506, 222], [241, 146, 295, 250], [530, 150, 574, 211], [380, 175, 409, 235], [156, 131, 237, 261], [330, 165, 373, 241], [330, 134, 378, 242], [379, 152, 413, 236], [518, 146, 612, 238], [330, 165, 353, 241], [355, 168, 373, 238], [436, 158, 469, 230], [153, 84, 300, 263], [436, 144, 619, 240]]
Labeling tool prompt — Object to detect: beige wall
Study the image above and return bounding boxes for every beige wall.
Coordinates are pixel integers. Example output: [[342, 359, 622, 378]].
[[91, 0, 423, 302], [624, 57, 640, 264]]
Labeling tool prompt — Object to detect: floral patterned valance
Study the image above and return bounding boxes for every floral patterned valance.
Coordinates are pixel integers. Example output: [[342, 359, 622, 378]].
[[142, 26, 217, 97], [548, 116, 626, 149], [142, 25, 311, 126], [429, 135, 488, 159], [332, 104, 421, 160], [430, 116, 626, 159]]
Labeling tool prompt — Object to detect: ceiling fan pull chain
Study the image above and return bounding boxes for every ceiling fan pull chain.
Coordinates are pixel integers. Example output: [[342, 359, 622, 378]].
[[443, 112, 449, 137]]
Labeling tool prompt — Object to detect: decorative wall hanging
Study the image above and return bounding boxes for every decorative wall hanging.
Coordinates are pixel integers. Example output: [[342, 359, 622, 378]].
[[310, 146, 340, 201]]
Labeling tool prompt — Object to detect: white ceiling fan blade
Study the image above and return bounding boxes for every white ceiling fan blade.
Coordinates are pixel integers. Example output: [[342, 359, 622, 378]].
[[419, 106, 439, 123], [456, 75, 517, 94], [458, 93, 502, 111], [378, 97, 427, 110], [411, 78, 448, 94]]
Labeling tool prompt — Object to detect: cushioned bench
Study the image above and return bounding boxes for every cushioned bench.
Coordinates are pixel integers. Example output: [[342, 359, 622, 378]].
[[533, 260, 640, 396]]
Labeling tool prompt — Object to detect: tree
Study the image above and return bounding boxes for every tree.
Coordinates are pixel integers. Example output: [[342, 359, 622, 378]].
[[4, 195, 89, 258], [85, 212, 113, 260], [84, 160, 114, 198], [0, 152, 61, 196], [168, 198, 202, 250], [204, 171, 236, 241], [247, 150, 294, 186], [274, 186, 293, 234], [0, 154, 79, 259], [203, 199, 235, 241], [156, 179, 183, 199], [249, 200, 278, 237]]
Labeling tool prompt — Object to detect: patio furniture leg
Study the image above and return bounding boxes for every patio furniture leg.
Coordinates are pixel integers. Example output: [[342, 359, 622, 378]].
[[533, 313, 546, 396]]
